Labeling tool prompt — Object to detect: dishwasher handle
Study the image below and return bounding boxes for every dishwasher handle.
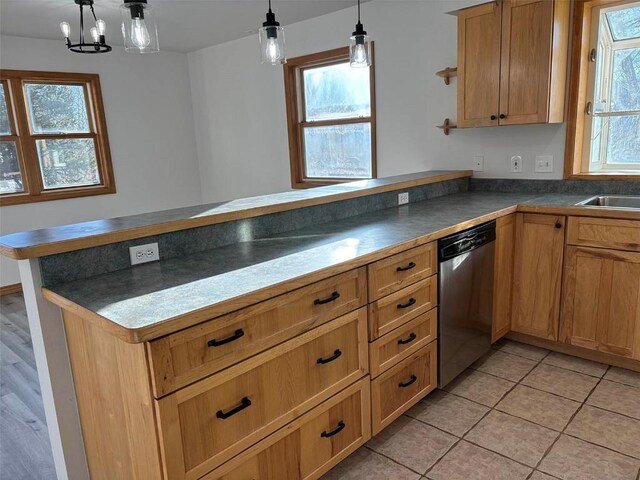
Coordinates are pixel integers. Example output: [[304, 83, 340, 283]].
[[439, 221, 496, 262]]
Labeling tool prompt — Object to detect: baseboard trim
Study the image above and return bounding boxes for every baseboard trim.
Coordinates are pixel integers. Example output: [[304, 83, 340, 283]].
[[506, 332, 640, 373], [0, 283, 22, 296]]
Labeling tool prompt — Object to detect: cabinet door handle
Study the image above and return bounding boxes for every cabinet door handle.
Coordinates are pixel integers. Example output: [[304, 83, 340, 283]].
[[317, 349, 342, 365], [314, 291, 340, 305], [399, 375, 418, 388], [216, 397, 251, 420], [397, 298, 417, 309], [490, 115, 497, 120], [396, 261, 416, 272], [397, 332, 417, 345], [555, 222, 562, 229], [499, 114, 506, 119], [207, 329, 245, 347], [321, 421, 346, 438]]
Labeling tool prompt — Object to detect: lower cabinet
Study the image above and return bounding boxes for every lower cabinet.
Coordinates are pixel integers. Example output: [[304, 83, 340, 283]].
[[560, 246, 640, 360], [492, 214, 516, 342], [205, 379, 371, 480], [370, 342, 437, 435], [511, 213, 565, 340]]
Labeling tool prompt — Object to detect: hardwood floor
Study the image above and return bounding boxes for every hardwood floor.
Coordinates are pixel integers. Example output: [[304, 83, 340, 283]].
[[1, 293, 55, 480]]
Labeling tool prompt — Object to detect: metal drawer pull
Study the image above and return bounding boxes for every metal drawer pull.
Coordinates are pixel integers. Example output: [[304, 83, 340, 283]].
[[397, 298, 417, 309], [317, 349, 342, 365], [399, 375, 417, 388], [314, 291, 340, 305], [216, 397, 251, 420], [208, 329, 245, 347], [396, 261, 416, 272], [321, 421, 346, 438], [397, 332, 417, 345]]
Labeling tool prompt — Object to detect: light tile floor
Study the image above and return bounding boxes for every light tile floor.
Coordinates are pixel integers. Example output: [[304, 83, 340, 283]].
[[322, 339, 640, 480]]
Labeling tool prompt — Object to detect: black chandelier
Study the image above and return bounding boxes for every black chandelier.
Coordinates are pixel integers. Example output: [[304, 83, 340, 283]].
[[60, 0, 112, 54]]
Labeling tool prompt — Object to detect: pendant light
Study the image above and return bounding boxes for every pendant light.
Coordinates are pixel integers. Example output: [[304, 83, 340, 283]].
[[349, 0, 371, 67], [60, 0, 112, 54], [121, 0, 159, 53], [259, 0, 286, 65]]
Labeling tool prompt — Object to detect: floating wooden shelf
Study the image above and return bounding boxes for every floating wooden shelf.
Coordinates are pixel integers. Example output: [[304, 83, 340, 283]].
[[435, 67, 457, 85], [437, 118, 457, 136]]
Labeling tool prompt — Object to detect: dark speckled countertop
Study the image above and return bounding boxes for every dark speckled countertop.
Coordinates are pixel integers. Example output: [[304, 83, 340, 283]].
[[44, 191, 603, 340]]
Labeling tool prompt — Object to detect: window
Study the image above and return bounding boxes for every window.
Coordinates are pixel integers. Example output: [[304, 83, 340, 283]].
[[0, 70, 114, 205], [565, 0, 640, 178], [284, 46, 376, 188]]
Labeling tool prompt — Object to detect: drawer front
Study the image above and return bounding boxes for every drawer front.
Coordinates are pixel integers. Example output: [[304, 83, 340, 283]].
[[156, 309, 368, 480], [567, 217, 640, 252], [204, 379, 371, 480], [371, 342, 437, 435], [369, 309, 437, 378], [148, 268, 367, 396], [368, 276, 437, 340], [368, 243, 437, 301]]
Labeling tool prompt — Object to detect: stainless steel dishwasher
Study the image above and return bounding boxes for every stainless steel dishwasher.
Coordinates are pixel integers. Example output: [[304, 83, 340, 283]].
[[438, 220, 495, 388]]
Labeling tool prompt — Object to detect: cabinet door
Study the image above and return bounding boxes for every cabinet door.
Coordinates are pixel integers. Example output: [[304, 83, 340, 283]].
[[511, 214, 565, 340], [498, 0, 554, 125], [561, 246, 640, 359], [457, 2, 501, 128], [492, 214, 516, 342]]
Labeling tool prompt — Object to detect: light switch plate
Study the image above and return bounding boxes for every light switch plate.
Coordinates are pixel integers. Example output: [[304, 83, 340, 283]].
[[535, 155, 554, 173], [511, 155, 523, 173], [473, 155, 484, 172]]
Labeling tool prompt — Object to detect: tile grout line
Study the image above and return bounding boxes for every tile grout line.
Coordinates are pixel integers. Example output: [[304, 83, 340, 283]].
[[361, 444, 425, 476]]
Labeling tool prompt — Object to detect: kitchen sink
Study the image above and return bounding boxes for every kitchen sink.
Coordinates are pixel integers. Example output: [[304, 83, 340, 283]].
[[576, 195, 640, 209]]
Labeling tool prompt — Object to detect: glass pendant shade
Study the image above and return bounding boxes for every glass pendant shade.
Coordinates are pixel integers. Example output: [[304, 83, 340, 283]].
[[349, 33, 371, 67], [259, 25, 286, 65], [121, 1, 159, 53]]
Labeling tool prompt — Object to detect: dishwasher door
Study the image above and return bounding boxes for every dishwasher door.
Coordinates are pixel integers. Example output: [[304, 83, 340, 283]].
[[438, 225, 495, 388]]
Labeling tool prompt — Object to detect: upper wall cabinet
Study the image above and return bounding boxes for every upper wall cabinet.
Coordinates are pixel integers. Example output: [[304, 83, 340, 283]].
[[457, 0, 570, 128]]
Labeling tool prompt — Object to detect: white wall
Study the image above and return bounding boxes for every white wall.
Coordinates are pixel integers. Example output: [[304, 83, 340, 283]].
[[188, 0, 567, 204], [0, 35, 202, 286]]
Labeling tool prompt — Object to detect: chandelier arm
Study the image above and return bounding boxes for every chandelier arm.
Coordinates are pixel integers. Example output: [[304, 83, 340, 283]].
[[79, 3, 84, 45], [90, 3, 98, 22]]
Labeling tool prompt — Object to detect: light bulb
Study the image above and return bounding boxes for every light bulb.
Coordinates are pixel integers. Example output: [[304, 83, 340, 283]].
[[353, 44, 366, 64], [266, 37, 280, 63], [96, 19, 106, 36], [131, 18, 151, 49], [60, 21, 71, 38], [90, 27, 100, 43]]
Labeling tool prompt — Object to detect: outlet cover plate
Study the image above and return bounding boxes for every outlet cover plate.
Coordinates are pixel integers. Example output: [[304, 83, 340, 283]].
[[473, 155, 484, 172], [129, 242, 160, 266], [398, 192, 409, 205], [535, 155, 554, 173]]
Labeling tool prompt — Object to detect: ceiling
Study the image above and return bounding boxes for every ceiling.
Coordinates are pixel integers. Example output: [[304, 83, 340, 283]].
[[0, 0, 362, 53]]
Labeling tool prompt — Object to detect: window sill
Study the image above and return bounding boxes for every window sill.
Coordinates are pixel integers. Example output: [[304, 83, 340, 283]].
[[291, 178, 375, 189], [565, 172, 640, 181], [0, 184, 116, 206]]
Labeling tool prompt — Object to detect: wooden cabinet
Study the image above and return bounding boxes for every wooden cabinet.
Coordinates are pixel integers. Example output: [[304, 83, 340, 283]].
[[567, 217, 640, 252], [492, 214, 515, 342], [457, 0, 569, 128], [511, 214, 565, 340], [205, 379, 371, 480], [155, 309, 368, 480]]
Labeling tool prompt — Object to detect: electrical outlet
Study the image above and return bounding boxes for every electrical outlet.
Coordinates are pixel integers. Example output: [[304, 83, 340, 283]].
[[398, 192, 409, 205], [129, 242, 160, 266], [535, 155, 554, 173], [511, 155, 523, 173], [473, 155, 484, 172]]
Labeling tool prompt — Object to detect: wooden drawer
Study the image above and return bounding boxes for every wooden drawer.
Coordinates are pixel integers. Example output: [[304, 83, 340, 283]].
[[368, 276, 437, 340], [369, 309, 437, 378], [368, 243, 437, 301], [567, 217, 640, 252], [148, 268, 367, 396], [155, 308, 368, 480], [371, 342, 437, 435], [204, 379, 371, 480]]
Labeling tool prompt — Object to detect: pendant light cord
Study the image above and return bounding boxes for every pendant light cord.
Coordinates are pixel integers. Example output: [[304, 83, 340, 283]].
[[268, 0, 272, 13], [357, 0, 361, 23]]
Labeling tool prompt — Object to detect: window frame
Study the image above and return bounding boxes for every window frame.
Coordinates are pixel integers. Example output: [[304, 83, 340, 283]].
[[283, 45, 377, 189], [0, 69, 115, 206], [564, 0, 640, 180]]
